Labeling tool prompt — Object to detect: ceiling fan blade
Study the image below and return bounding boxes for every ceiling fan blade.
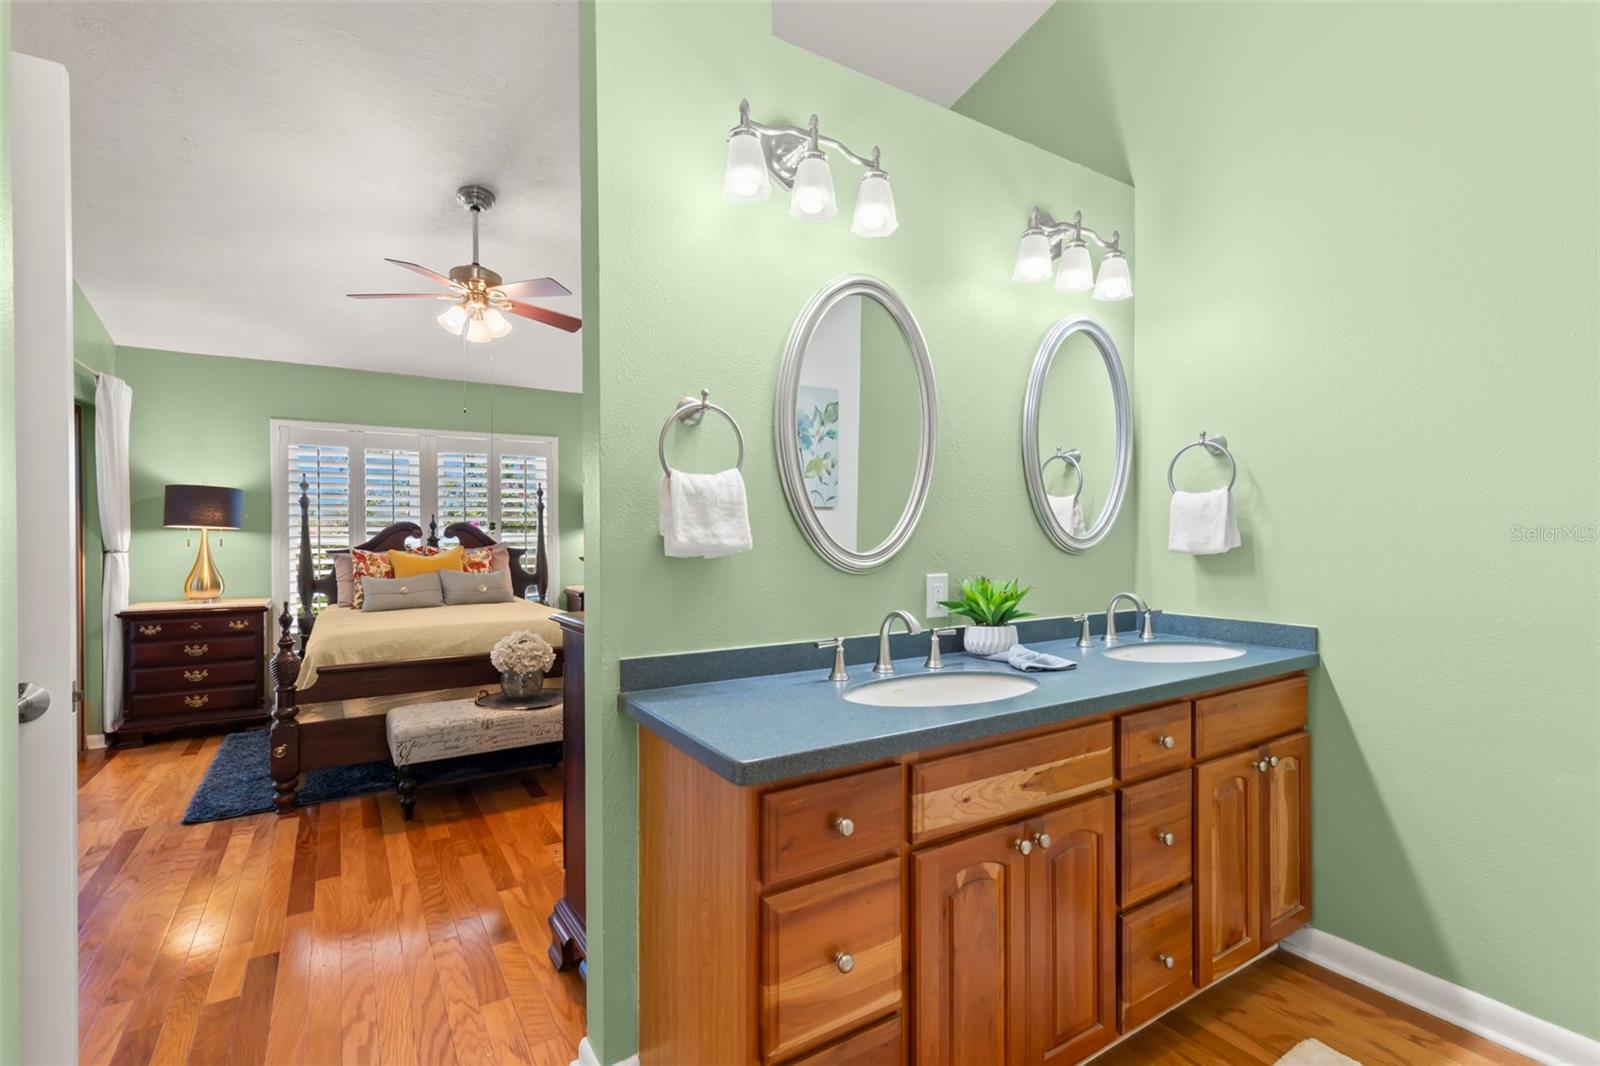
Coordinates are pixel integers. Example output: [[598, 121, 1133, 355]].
[[384, 258, 457, 289], [347, 292, 449, 299], [494, 277, 572, 299], [502, 300, 582, 333]]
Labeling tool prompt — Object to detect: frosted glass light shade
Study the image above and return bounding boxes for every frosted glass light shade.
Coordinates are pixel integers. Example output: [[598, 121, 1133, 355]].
[[789, 153, 837, 220], [1093, 251, 1133, 301], [1012, 231, 1052, 282], [851, 172, 898, 237], [1054, 240, 1094, 292], [482, 306, 512, 339], [437, 303, 469, 333], [722, 130, 771, 202]]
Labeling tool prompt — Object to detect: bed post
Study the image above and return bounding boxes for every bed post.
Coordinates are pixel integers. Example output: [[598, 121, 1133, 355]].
[[269, 603, 303, 815], [534, 484, 551, 605], [427, 515, 439, 548], [296, 476, 316, 643]]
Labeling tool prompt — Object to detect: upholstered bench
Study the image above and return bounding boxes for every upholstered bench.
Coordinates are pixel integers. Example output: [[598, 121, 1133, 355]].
[[385, 697, 563, 820]]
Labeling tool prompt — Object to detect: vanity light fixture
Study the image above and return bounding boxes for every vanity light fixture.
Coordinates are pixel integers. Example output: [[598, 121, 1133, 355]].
[[1014, 208, 1132, 300], [722, 99, 897, 237]]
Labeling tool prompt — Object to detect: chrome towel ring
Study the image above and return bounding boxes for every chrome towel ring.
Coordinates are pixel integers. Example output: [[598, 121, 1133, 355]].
[[659, 389, 745, 478], [1167, 432, 1236, 493], [1041, 447, 1085, 502]]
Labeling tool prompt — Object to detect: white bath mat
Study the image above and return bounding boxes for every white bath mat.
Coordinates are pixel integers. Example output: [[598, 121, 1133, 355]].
[[1276, 1039, 1362, 1066]]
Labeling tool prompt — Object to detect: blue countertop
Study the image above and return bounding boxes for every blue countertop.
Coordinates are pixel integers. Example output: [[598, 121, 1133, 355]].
[[623, 622, 1318, 786]]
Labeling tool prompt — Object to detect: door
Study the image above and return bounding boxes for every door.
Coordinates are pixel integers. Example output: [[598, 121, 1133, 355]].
[[11, 51, 80, 1064], [1263, 732, 1311, 944], [1027, 795, 1115, 1063], [1194, 748, 1261, 986], [912, 821, 1029, 1065]]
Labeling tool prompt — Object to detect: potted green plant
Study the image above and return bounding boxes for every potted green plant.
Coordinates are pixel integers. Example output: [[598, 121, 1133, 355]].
[[939, 577, 1034, 656]]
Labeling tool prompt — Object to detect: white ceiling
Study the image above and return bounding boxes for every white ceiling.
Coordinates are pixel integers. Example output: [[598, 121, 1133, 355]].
[[772, 0, 1052, 108], [14, 1, 583, 392]]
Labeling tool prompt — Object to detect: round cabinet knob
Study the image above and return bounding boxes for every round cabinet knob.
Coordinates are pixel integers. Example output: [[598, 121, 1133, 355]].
[[1269, 755, 1281, 767], [1033, 832, 1052, 850], [1158, 953, 1176, 970], [1157, 831, 1176, 847], [835, 952, 854, 974], [1158, 734, 1176, 749], [833, 816, 855, 838], [1255, 759, 1270, 773], [1013, 838, 1033, 856]]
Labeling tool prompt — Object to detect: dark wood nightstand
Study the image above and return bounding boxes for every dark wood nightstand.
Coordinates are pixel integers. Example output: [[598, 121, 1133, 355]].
[[113, 598, 271, 745]]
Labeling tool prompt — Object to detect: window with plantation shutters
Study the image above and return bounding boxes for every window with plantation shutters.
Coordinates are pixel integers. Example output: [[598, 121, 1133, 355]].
[[272, 420, 560, 621]]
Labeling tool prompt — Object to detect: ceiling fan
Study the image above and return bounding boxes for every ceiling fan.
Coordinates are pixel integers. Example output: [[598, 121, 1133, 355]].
[[348, 184, 580, 342]]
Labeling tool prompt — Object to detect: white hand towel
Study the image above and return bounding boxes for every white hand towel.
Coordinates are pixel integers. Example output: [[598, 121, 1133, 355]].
[[659, 469, 753, 558], [1047, 493, 1086, 536], [1168, 488, 1241, 555]]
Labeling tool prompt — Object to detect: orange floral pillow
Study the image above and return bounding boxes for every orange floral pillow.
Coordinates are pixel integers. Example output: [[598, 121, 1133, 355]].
[[349, 548, 394, 609], [463, 546, 494, 573]]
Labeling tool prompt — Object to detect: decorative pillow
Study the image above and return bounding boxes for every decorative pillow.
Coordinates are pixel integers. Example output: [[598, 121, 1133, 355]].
[[463, 544, 513, 575], [359, 572, 444, 612], [439, 566, 514, 605], [349, 548, 395, 609], [332, 552, 354, 607], [389, 545, 464, 578]]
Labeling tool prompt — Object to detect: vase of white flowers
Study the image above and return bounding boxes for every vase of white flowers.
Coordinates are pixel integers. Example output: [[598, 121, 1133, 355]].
[[490, 630, 557, 699]]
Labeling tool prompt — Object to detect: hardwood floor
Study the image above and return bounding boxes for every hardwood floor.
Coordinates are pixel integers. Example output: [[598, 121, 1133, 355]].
[[77, 736, 585, 1066], [1097, 952, 1535, 1066]]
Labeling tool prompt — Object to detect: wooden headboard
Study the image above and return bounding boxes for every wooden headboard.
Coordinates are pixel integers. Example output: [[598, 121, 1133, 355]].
[[294, 478, 551, 639]]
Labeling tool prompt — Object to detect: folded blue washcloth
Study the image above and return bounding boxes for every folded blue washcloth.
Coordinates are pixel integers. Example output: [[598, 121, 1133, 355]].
[[986, 644, 1077, 672]]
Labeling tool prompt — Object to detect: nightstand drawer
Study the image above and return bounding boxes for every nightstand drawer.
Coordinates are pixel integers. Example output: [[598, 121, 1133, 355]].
[[128, 635, 259, 668], [128, 684, 261, 720], [129, 660, 260, 694], [762, 765, 904, 885], [128, 613, 262, 640]]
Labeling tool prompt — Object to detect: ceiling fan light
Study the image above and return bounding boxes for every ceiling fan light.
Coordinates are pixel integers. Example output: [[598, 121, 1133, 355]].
[[437, 302, 469, 333], [483, 306, 513, 339]]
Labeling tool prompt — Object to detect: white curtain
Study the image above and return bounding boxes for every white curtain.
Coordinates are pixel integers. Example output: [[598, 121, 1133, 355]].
[[94, 374, 133, 733]]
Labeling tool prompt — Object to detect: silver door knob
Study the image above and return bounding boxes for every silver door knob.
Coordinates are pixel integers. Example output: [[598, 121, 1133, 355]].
[[833, 816, 855, 838], [1156, 831, 1176, 847], [1255, 759, 1270, 773], [1014, 838, 1033, 856], [835, 952, 854, 974], [1033, 832, 1052, 850], [1158, 734, 1175, 749], [17, 682, 49, 724], [1158, 953, 1176, 970], [1269, 755, 1280, 767]]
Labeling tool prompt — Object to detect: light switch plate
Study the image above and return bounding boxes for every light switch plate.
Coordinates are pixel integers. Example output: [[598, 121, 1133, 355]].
[[926, 572, 949, 618]]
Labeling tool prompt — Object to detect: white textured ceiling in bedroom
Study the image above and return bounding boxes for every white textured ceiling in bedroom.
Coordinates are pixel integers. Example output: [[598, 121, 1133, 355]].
[[772, 0, 1052, 108], [14, 1, 582, 392]]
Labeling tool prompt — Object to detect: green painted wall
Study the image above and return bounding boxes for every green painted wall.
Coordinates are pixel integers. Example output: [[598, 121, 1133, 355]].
[[959, 0, 1599, 1038], [75, 285, 114, 736], [0, 2, 21, 1054], [115, 346, 585, 611], [582, 1, 1133, 1057]]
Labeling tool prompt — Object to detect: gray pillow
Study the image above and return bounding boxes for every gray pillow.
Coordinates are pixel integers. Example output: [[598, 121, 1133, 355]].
[[332, 551, 354, 607], [439, 566, 514, 605], [359, 571, 443, 611]]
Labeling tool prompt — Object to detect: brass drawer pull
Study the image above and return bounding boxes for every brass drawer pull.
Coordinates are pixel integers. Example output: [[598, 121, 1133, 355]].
[[183, 669, 209, 683], [833, 816, 855, 838], [189, 621, 204, 631], [184, 644, 208, 658], [227, 619, 250, 631], [1158, 953, 1176, 970], [183, 694, 210, 708], [834, 952, 854, 974], [137, 624, 162, 637]]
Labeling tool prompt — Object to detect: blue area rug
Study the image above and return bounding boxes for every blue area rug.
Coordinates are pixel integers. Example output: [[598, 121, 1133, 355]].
[[183, 728, 557, 824]]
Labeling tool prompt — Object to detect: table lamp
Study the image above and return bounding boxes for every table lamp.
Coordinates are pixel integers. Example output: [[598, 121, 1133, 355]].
[[163, 484, 244, 600]]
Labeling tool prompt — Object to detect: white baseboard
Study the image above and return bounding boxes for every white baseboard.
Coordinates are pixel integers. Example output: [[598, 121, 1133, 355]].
[[571, 1036, 638, 1066], [85, 733, 106, 750], [1281, 927, 1599, 1066]]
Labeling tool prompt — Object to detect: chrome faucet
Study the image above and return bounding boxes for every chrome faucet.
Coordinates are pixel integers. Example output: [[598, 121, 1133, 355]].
[[1103, 592, 1154, 646], [874, 610, 922, 674]]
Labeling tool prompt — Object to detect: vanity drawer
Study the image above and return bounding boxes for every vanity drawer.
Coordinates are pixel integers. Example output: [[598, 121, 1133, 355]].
[[1117, 702, 1192, 782], [128, 635, 260, 668], [129, 660, 259, 694], [763, 765, 904, 885], [910, 721, 1113, 842], [1119, 885, 1196, 1031], [1194, 676, 1307, 759], [787, 1014, 903, 1066], [761, 858, 903, 1062], [1118, 769, 1192, 909]]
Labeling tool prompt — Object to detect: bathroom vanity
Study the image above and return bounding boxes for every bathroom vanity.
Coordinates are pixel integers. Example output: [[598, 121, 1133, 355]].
[[627, 622, 1315, 1065]]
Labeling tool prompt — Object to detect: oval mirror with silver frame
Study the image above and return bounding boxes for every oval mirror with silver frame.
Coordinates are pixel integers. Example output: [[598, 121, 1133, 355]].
[[776, 275, 937, 573], [1022, 315, 1131, 552]]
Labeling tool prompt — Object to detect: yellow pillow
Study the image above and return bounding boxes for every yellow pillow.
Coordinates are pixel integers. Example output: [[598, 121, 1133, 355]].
[[389, 545, 464, 577]]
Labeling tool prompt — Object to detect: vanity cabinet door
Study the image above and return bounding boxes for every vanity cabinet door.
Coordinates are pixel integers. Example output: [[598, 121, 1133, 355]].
[[912, 822, 1029, 1066], [1026, 795, 1116, 1065], [1194, 749, 1263, 986], [1262, 732, 1311, 945]]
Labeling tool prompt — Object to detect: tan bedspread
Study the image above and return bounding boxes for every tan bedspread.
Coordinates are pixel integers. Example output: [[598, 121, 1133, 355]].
[[297, 601, 563, 690]]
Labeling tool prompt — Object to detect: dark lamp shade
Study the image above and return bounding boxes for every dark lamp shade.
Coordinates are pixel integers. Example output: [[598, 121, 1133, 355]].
[[163, 484, 244, 530]]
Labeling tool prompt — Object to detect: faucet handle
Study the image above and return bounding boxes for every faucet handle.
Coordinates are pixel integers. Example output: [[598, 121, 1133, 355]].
[[1073, 613, 1093, 649], [816, 638, 849, 683], [1140, 609, 1155, 641], [924, 627, 959, 670]]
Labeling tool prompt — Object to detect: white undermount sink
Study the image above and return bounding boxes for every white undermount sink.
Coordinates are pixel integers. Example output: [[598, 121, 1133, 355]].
[[1103, 642, 1246, 663], [843, 672, 1039, 707]]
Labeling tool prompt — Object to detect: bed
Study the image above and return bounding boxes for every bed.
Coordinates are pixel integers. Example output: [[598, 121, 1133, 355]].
[[267, 480, 567, 812]]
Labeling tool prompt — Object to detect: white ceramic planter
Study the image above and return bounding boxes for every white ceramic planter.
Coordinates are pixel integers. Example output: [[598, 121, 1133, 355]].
[[962, 625, 1018, 657]]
